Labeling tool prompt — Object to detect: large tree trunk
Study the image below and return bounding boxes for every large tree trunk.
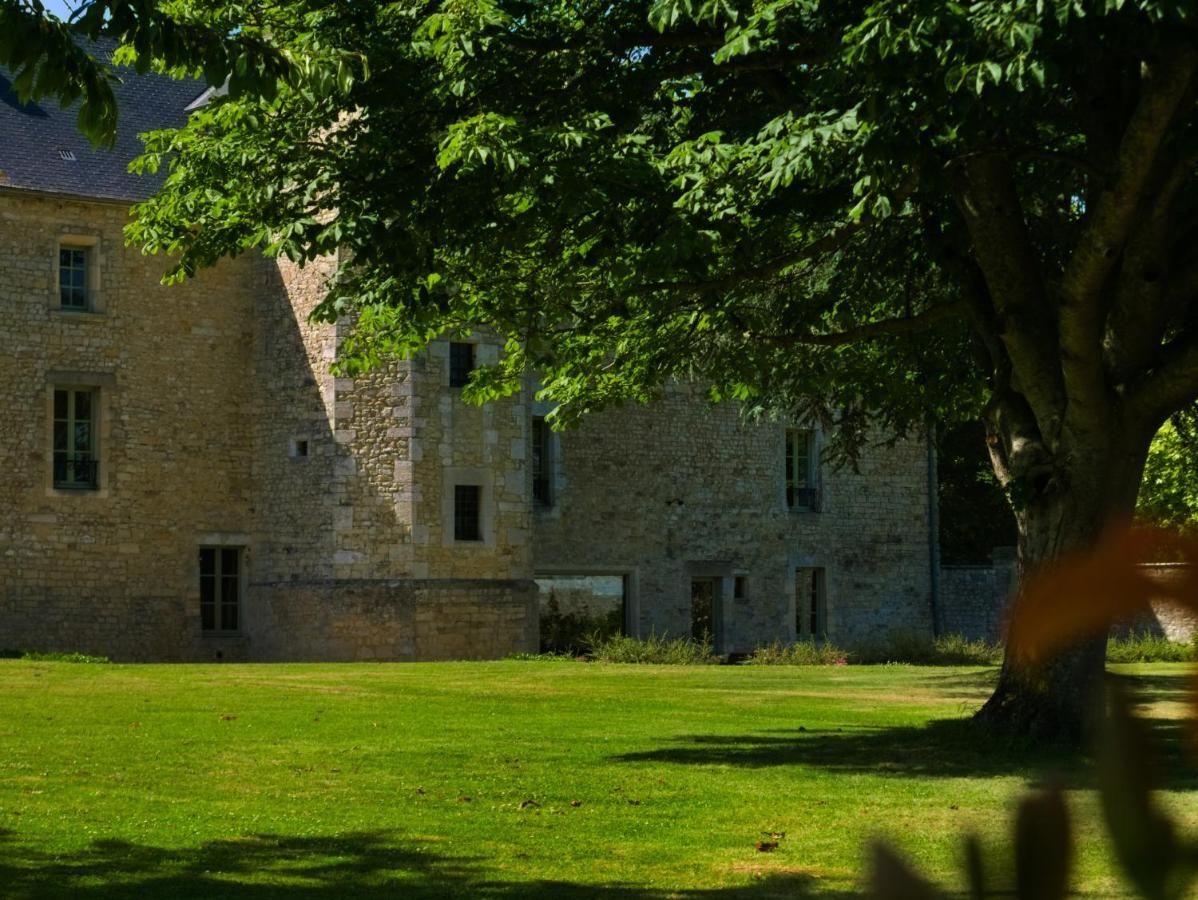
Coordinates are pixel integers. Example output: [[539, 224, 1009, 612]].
[[973, 429, 1152, 743]]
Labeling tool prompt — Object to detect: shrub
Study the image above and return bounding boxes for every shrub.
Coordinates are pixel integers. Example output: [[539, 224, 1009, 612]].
[[745, 640, 848, 665], [11, 651, 110, 663], [539, 594, 623, 655], [1106, 633, 1195, 663], [587, 632, 719, 665], [848, 632, 1003, 666]]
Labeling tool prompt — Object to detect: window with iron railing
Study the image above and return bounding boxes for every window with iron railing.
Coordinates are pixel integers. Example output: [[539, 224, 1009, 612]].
[[784, 428, 819, 511], [53, 388, 99, 490]]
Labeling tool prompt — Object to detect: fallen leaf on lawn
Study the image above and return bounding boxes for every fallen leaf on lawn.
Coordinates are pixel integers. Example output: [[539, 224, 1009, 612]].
[[756, 841, 779, 852], [220, 715, 237, 721], [571, 800, 582, 807], [457, 796, 472, 803], [519, 799, 540, 809]]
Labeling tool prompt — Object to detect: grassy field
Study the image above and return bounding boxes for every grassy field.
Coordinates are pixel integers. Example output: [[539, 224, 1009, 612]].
[[0, 660, 1194, 898]]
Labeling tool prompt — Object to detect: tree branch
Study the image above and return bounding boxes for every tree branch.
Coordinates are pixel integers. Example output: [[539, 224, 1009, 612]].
[[1128, 322, 1198, 425], [636, 177, 915, 295], [1060, 43, 1198, 426], [949, 151, 1066, 440], [755, 299, 968, 347]]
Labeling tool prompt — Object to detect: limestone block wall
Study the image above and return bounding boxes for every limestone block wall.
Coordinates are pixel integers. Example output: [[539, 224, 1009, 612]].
[[533, 384, 933, 651], [0, 191, 258, 660], [940, 550, 1017, 641], [404, 338, 533, 581], [246, 579, 538, 661]]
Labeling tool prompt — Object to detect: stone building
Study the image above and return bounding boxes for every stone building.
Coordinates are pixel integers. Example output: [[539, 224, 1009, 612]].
[[0, 60, 935, 661]]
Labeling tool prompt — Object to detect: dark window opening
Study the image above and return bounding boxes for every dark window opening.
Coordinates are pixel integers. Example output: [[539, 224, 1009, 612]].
[[785, 428, 819, 511], [733, 575, 747, 599], [535, 574, 627, 654], [795, 567, 826, 639], [291, 439, 309, 458], [53, 387, 98, 489], [454, 484, 482, 541], [532, 416, 553, 507], [59, 247, 89, 310], [449, 342, 475, 388], [200, 546, 241, 633]]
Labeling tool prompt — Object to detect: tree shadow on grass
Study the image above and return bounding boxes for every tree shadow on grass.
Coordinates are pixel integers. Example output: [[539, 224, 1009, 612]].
[[0, 829, 858, 899], [615, 670, 1198, 791]]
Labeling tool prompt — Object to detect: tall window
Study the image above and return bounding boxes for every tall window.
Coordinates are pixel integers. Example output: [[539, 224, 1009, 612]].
[[59, 246, 89, 310], [785, 428, 818, 511], [200, 547, 241, 632], [53, 388, 98, 489], [449, 342, 475, 388], [796, 567, 826, 639], [531, 416, 553, 507], [454, 484, 482, 541]]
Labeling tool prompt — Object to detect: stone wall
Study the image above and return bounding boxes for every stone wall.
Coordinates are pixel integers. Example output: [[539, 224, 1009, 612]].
[[533, 383, 933, 652], [1, 191, 933, 662], [938, 555, 1198, 644], [239, 578, 538, 662], [1123, 564, 1198, 642], [0, 191, 258, 660], [939, 549, 1017, 641]]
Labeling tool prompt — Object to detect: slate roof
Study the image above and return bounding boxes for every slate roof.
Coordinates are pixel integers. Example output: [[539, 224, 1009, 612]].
[[0, 41, 206, 202]]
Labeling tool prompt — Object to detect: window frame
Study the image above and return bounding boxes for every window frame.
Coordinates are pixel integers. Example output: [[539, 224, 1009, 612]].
[[531, 415, 554, 508], [52, 234, 103, 315], [784, 427, 820, 512], [58, 246, 90, 310], [199, 545, 244, 634], [795, 566, 827, 640], [453, 484, 483, 542], [448, 341, 476, 389], [52, 386, 100, 490]]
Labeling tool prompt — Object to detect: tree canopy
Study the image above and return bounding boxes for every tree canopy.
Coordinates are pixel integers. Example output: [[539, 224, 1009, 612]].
[[119, 1, 1198, 479]]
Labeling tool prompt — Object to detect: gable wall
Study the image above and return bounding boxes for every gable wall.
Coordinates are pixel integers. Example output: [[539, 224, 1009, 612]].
[[0, 191, 258, 659]]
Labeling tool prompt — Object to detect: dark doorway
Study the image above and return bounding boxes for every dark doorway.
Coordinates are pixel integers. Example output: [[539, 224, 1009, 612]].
[[691, 577, 723, 650], [796, 567, 826, 638]]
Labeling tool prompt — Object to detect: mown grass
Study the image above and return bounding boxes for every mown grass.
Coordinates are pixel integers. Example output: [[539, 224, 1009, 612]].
[[0, 660, 1194, 898]]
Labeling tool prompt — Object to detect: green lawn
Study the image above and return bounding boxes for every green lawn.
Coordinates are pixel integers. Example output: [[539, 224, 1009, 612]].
[[0, 660, 1193, 898]]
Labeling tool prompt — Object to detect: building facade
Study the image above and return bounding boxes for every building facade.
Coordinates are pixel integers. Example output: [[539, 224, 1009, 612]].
[[0, 63, 935, 661]]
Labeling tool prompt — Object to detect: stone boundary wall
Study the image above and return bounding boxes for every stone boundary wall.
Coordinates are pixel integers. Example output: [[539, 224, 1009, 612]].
[[1123, 564, 1197, 642], [940, 554, 1195, 644], [940, 549, 1017, 641], [245, 578, 539, 662], [2, 579, 538, 662]]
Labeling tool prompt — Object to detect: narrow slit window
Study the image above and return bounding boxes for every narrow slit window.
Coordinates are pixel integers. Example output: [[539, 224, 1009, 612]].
[[454, 484, 482, 541], [531, 416, 553, 507], [449, 342, 475, 388], [59, 247, 89, 310], [53, 387, 98, 489]]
